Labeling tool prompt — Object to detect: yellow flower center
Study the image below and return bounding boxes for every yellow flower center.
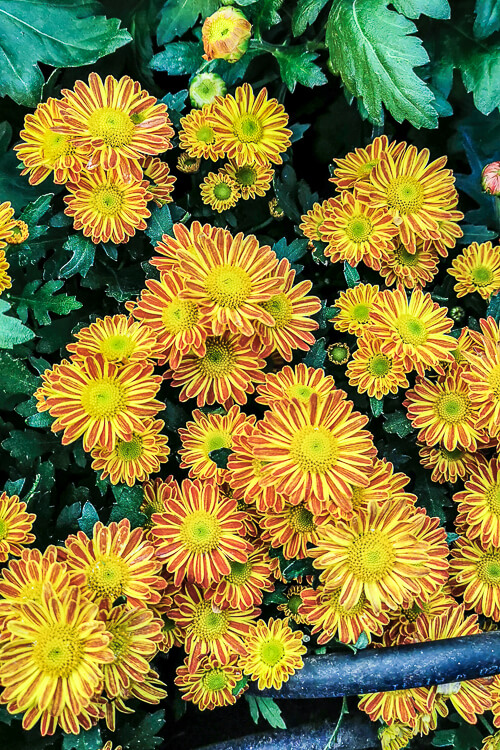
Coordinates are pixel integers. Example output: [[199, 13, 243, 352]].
[[233, 114, 263, 143], [87, 107, 135, 147], [91, 185, 125, 216], [162, 297, 200, 334], [80, 378, 125, 418], [99, 334, 135, 361], [206, 16, 235, 42], [471, 264, 494, 286], [199, 338, 236, 377], [235, 165, 257, 186], [287, 504, 316, 533], [351, 302, 371, 323], [86, 555, 130, 600], [213, 182, 233, 201], [205, 265, 252, 308], [193, 601, 229, 641], [395, 314, 428, 346], [180, 510, 221, 553], [286, 383, 314, 401], [394, 243, 421, 267], [42, 129, 72, 164], [196, 125, 215, 143], [345, 214, 373, 242], [287, 594, 302, 615], [486, 484, 500, 516], [261, 293, 293, 328], [108, 621, 132, 660], [477, 552, 500, 585], [435, 392, 469, 423], [386, 176, 425, 214], [0, 518, 8, 540], [401, 602, 422, 622], [204, 429, 231, 455], [227, 559, 251, 585], [116, 435, 143, 461], [259, 638, 285, 666], [487, 364, 500, 396], [347, 529, 395, 582], [203, 668, 228, 691], [367, 353, 392, 378], [32, 624, 83, 678], [289, 425, 338, 473]]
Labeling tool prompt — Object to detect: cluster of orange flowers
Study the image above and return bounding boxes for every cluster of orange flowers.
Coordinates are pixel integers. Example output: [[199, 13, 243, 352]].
[[15, 73, 176, 244], [178, 83, 291, 212]]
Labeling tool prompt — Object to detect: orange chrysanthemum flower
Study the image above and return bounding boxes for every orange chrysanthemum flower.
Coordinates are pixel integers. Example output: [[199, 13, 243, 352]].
[[62, 518, 165, 607], [404, 367, 481, 451], [239, 617, 306, 691], [300, 199, 335, 242], [178, 405, 255, 481], [175, 654, 244, 711], [208, 83, 292, 167], [385, 587, 456, 645], [369, 287, 455, 376], [66, 314, 159, 365], [311, 501, 430, 612], [448, 241, 500, 299], [482, 730, 500, 750], [167, 333, 266, 407], [254, 391, 375, 514], [348, 458, 416, 513], [142, 156, 176, 206], [320, 191, 399, 267], [330, 135, 404, 191], [169, 583, 259, 671], [41, 354, 163, 452], [151, 479, 250, 587], [0, 201, 17, 249], [450, 537, 500, 621], [140, 476, 179, 528], [331, 283, 380, 337], [5, 220, 29, 245], [127, 270, 209, 369], [0, 250, 12, 295], [356, 144, 458, 253], [0, 492, 35, 562], [64, 167, 151, 244], [377, 239, 441, 289], [178, 229, 281, 337], [90, 418, 170, 486], [255, 363, 336, 408], [347, 334, 410, 399], [179, 107, 225, 161], [358, 686, 432, 728], [463, 333, 500, 437], [227, 428, 284, 512], [246, 258, 321, 361], [260, 501, 325, 559], [454, 458, 500, 548], [206, 542, 275, 610], [14, 98, 84, 185], [200, 171, 241, 213], [0, 585, 113, 735], [101, 667, 166, 732], [58, 73, 174, 180], [419, 444, 479, 484], [100, 604, 163, 698], [277, 584, 310, 625], [149, 220, 219, 274], [378, 723, 415, 750], [222, 160, 274, 199]]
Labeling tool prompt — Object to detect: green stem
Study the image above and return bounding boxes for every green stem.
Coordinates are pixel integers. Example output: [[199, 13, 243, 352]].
[[479, 714, 495, 735], [323, 697, 349, 750]]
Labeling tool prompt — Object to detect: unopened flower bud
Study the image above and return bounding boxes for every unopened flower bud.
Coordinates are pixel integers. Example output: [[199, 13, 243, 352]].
[[177, 153, 201, 174], [202, 7, 251, 63], [327, 343, 350, 365], [190, 72, 227, 108], [482, 161, 500, 195], [450, 306, 464, 322], [6, 220, 29, 245], [269, 198, 284, 219]]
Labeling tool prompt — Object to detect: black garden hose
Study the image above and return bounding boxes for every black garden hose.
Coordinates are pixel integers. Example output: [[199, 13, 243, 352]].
[[250, 631, 500, 699], [197, 714, 379, 750]]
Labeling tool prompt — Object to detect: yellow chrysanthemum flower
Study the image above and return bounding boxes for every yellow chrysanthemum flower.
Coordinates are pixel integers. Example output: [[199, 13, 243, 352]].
[[463, 333, 500, 437], [299, 199, 335, 242], [5, 220, 29, 245], [331, 283, 381, 337], [454, 458, 500, 549], [239, 617, 306, 690], [222, 160, 274, 199], [347, 334, 409, 399], [482, 731, 500, 750], [0, 492, 35, 563], [330, 135, 404, 190], [359, 686, 432, 729], [66, 314, 160, 365], [448, 241, 500, 299], [260, 501, 325, 559], [255, 363, 336, 408], [200, 171, 241, 213], [202, 7, 251, 62], [378, 723, 415, 750], [0, 250, 12, 295], [0, 201, 16, 249], [209, 83, 292, 167], [378, 239, 441, 289], [175, 654, 244, 711], [142, 156, 176, 206], [178, 107, 225, 161], [207, 542, 275, 610], [450, 537, 500, 621], [419, 443, 479, 484]]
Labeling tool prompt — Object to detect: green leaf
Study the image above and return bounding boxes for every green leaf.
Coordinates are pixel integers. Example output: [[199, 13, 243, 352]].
[[232, 675, 249, 696], [414, 471, 450, 523], [370, 396, 384, 418], [0, 0, 131, 106], [61, 726, 101, 750], [474, 0, 500, 38], [326, 0, 437, 128], [392, 0, 450, 18], [272, 237, 308, 270], [246, 695, 286, 730], [249, 0, 282, 28], [146, 204, 173, 245], [303, 337, 326, 368], [0, 352, 38, 396], [461, 224, 498, 244], [343, 261, 360, 287], [18, 194, 52, 229], [488, 291, 500, 322], [116, 710, 165, 750], [13, 280, 82, 326], [0, 300, 35, 349], [60, 235, 96, 279], [109, 485, 146, 529], [78, 501, 100, 537], [354, 631, 370, 649], [274, 47, 328, 92], [157, 0, 219, 44], [457, 41, 500, 115], [151, 42, 202, 75], [383, 410, 415, 438], [2, 429, 59, 468], [209, 447, 232, 469], [292, 0, 330, 35], [432, 719, 482, 750]]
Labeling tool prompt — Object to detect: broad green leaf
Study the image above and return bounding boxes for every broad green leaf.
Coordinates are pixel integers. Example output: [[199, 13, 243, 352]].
[[392, 0, 450, 18], [327, 0, 437, 128], [13, 279, 82, 326], [78, 502, 100, 537], [61, 726, 101, 750], [458, 41, 500, 115], [343, 261, 360, 287], [0, 300, 35, 349], [292, 0, 330, 35], [157, 0, 219, 44], [249, 0, 282, 28], [370, 396, 384, 417], [303, 337, 327, 368], [246, 695, 286, 730], [274, 48, 327, 92], [461, 224, 497, 244], [0, 0, 131, 106], [161, 90, 188, 129], [474, 0, 500, 39], [116, 710, 165, 750], [383, 410, 414, 438], [2, 429, 59, 468], [18, 194, 52, 229], [488, 291, 500, 321], [146, 204, 173, 245], [0, 352, 38, 396], [60, 235, 96, 279], [109, 485, 146, 528], [151, 42, 203, 75]]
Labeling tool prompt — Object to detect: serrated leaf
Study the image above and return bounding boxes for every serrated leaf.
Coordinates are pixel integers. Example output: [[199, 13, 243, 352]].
[[13, 280, 82, 326], [246, 695, 286, 730], [343, 261, 360, 287], [109, 485, 146, 529], [61, 726, 101, 750], [272, 237, 309, 264], [488, 292, 500, 321], [274, 47, 327, 92], [151, 42, 202, 75], [0, 0, 131, 106], [327, 0, 437, 128], [18, 193, 52, 229], [460, 224, 497, 244], [0, 352, 38, 396], [250, 0, 282, 28], [146, 204, 173, 245], [292, 0, 330, 35], [116, 710, 165, 750], [157, 0, 219, 44], [0, 300, 35, 349], [474, 0, 500, 39], [370, 396, 384, 417], [78, 502, 100, 537], [383, 410, 415, 438], [2, 429, 58, 467], [161, 89, 188, 129], [303, 337, 326, 368], [60, 235, 96, 279], [458, 42, 500, 116], [392, 0, 450, 18]]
